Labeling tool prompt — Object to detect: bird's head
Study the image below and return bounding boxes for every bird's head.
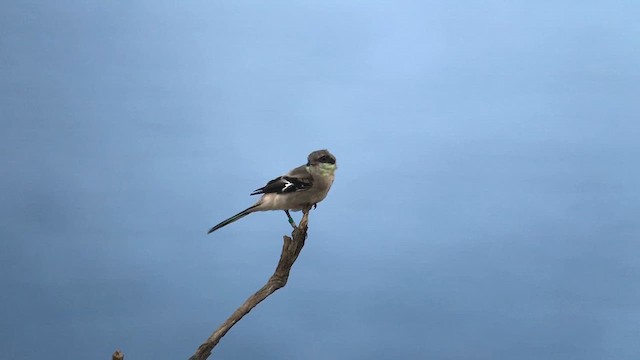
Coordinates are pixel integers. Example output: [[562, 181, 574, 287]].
[[306, 149, 337, 175]]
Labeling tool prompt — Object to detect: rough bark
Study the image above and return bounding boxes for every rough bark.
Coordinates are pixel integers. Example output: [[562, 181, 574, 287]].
[[112, 206, 312, 360], [188, 206, 312, 360]]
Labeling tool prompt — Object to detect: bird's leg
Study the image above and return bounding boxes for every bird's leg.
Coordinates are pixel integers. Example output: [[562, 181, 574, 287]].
[[284, 210, 297, 229]]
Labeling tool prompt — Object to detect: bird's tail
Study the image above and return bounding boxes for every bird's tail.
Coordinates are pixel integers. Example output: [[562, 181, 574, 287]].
[[207, 204, 260, 234]]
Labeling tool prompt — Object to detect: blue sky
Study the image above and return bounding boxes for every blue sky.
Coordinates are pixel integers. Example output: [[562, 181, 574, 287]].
[[1, 1, 639, 359]]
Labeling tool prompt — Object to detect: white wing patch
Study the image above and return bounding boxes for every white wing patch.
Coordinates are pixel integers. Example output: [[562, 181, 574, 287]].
[[281, 179, 294, 192]]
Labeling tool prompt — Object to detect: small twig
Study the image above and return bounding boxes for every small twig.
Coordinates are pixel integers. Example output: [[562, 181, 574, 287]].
[[188, 206, 312, 360]]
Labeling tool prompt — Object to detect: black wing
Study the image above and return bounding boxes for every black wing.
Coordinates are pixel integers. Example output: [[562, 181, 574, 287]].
[[250, 175, 313, 195]]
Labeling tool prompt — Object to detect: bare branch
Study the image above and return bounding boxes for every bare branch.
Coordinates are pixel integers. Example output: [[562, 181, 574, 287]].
[[188, 206, 312, 360], [112, 349, 124, 360]]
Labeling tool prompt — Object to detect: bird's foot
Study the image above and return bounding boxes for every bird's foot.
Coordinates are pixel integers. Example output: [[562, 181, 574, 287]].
[[285, 210, 298, 229]]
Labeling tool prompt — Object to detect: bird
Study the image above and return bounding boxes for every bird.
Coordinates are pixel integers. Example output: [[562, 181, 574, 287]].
[[207, 149, 337, 234]]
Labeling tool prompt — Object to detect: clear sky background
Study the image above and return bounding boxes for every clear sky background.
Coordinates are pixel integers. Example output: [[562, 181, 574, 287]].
[[2, 1, 639, 359]]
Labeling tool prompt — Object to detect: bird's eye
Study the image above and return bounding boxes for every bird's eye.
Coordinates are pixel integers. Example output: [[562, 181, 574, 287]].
[[319, 155, 328, 161]]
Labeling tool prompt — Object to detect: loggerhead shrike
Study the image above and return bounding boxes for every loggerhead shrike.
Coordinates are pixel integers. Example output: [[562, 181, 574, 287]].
[[207, 149, 337, 234]]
